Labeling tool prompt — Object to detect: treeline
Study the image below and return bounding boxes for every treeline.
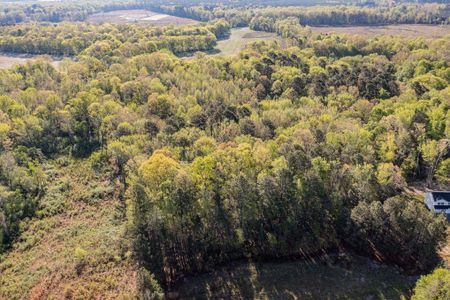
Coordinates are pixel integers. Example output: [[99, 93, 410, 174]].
[[0, 0, 156, 25], [0, 0, 329, 25], [0, 2, 99, 25], [1, 0, 449, 26], [157, 3, 450, 27], [0, 20, 230, 56]]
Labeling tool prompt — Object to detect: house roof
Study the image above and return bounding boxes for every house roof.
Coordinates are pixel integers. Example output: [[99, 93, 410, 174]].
[[429, 192, 450, 202]]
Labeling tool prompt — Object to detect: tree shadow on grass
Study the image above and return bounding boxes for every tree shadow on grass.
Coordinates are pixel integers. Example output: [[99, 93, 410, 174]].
[[176, 255, 415, 300]]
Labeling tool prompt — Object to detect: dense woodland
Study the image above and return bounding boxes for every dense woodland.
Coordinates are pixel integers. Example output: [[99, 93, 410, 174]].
[[0, 21, 230, 56], [158, 3, 450, 27], [0, 1, 449, 299]]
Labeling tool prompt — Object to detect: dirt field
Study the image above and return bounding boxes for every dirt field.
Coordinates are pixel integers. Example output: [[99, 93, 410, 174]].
[[0, 54, 64, 69], [86, 9, 198, 26], [214, 27, 281, 56], [310, 24, 450, 38]]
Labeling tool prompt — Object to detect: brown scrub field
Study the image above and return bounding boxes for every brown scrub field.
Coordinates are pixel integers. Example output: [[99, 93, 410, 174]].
[[309, 24, 450, 38]]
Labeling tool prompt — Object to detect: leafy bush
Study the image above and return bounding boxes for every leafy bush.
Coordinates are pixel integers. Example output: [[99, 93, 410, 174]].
[[137, 267, 164, 300], [74, 247, 88, 275], [89, 150, 111, 172], [412, 268, 450, 300], [80, 183, 114, 204], [36, 178, 70, 218]]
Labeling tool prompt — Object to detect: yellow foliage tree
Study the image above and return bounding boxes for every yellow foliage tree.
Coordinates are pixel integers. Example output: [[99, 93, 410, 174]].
[[139, 150, 181, 195]]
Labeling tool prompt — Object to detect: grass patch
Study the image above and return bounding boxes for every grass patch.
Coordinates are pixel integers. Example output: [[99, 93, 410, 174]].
[[176, 256, 415, 300], [213, 27, 281, 56]]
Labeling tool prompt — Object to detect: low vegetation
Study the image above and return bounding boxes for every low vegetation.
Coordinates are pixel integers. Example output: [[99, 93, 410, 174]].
[[176, 256, 415, 299], [0, 161, 136, 299]]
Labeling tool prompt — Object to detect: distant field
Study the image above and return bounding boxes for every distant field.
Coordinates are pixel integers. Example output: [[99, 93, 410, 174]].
[[86, 9, 199, 26], [212, 27, 281, 56], [176, 256, 414, 299], [0, 54, 63, 69], [310, 24, 450, 38]]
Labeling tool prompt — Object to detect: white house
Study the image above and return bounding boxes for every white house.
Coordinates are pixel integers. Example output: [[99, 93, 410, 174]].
[[425, 191, 450, 216]]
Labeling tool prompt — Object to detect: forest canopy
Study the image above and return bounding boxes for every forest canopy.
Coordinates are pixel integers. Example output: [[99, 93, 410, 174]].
[[0, 1, 449, 298]]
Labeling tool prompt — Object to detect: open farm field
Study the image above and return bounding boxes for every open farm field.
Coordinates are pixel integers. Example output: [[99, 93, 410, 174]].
[[310, 24, 450, 38], [86, 9, 199, 26]]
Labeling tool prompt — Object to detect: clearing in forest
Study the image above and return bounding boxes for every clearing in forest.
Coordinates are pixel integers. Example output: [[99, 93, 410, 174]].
[[212, 27, 281, 56], [0, 53, 64, 69]]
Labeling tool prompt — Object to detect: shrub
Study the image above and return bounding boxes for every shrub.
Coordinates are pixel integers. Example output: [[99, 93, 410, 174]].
[[74, 247, 88, 275], [89, 150, 110, 171], [137, 267, 164, 300], [80, 183, 114, 204], [412, 268, 450, 300], [36, 179, 70, 218]]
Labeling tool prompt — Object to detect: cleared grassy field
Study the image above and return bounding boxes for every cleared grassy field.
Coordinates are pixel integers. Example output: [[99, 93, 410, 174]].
[[213, 27, 281, 56], [0, 161, 137, 299], [176, 256, 415, 300], [0, 54, 63, 69], [310, 24, 450, 38], [86, 9, 199, 26]]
